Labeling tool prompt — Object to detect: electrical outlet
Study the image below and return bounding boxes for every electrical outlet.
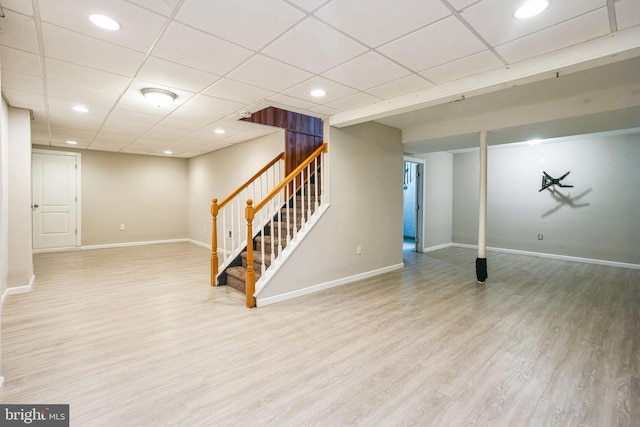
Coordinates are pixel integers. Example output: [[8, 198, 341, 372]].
[[228, 230, 232, 239], [120, 224, 125, 231], [538, 233, 543, 240], [357, 245, 362, 255]]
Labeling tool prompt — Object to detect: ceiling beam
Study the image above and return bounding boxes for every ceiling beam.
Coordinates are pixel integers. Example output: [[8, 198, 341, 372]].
[[329, 26, 640, 129]]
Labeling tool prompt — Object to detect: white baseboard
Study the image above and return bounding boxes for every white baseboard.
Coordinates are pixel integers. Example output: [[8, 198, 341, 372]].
[[451, 243, 640, 270], [33, 238, 191, 254], [187, 239, 212, 250], [422, 243, 452, 252], [256, 262, 405, 307], [1, 275, 35, 305]]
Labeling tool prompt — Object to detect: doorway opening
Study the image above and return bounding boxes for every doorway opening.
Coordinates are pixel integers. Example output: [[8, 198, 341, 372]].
[[403, 157, 423, 253]]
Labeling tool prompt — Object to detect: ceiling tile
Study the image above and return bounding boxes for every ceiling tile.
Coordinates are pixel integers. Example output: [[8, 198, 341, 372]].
[[281, 76, 358, 104], [156, 117, 207, 132], [315, 0, 451, 48], [378, 15, 486, 72], [48, 111, 103, 132], [227, 54, 313, 92], [49, 127, 96, 143], [175, 0, 305, 50], [38, 0, 167, 53], [267, 93, 318, 111], [2, 0, 35, 15], [1, 70, 43, 95], [616, 0, 640, 30], [420, 50, 504, 84], [42, 23, 145, 76], [286, 0, 330, 12], [108, 109, 164, 125], [203, 79, 275, 104], [447, 0, 478, 11], [461, 0, 606, 46], [322, 51, 411, 90], [152, 22, 253, 76], [45, 58, 131, 93], [325, 92, 381, 111], [123, 0, 179, 17], [138, 56, 221, 93], [100, 117, 155, 136], [91, 132, 137, 144], [141, 126, 191, 141], [262, 17, 368, 74], [1, 46, 41, 76], [365, 75, 434, 99], [46, 80, 121, 106], [0, 9, 40, 53], [3, 88, 45, 111], [180, 94, 246, 116], [495, 8, 611, 64]]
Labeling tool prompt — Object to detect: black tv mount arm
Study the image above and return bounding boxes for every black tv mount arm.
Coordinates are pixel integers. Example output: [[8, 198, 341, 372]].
[[539, 171, 573, 192]]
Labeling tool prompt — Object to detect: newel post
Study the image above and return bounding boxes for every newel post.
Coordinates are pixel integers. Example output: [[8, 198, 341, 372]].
[[210, 198, 219, 286], [245, 199, 256, 308]]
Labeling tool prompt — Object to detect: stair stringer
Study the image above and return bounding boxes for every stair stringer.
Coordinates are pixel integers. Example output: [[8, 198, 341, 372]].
[[253, 202, 330, 299]]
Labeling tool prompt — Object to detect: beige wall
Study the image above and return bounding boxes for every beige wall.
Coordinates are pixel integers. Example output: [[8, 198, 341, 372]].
[[1, 96, 8, 304], [257, 122, 404, 301], [187, 131, 284, 245], [32, 146, 188, 246], [7, 107, 33, 288]]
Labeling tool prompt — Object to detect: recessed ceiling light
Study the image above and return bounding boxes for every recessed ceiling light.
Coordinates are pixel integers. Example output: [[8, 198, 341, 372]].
[[72, 105, 89, 113], [66, 140, 78, 145], [310, 89, 326, 97], [164, 150, 173, 155], [89, 14, 121, 31], [141, 88, 177, 107], [514, 0, 549, 19], [214, 128, 225, 135]]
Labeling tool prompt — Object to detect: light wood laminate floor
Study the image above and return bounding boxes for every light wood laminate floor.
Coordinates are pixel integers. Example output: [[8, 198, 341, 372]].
[[2, 242, 639, 426]]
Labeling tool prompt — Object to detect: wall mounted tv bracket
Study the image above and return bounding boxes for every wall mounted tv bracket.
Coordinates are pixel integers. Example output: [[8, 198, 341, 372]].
[[539, 171, 573, 192]]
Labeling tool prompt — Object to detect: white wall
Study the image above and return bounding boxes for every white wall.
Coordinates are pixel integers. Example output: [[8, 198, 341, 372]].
[[187, 131, 284, 246], [452, 132, 640, 265], [420, 152, 453, 250], [0, 79, 7, 392], [7, 107, 33, 289], [257, 122, 404, 303]]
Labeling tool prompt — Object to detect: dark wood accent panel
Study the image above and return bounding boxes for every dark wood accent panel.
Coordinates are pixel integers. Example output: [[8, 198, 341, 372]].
[[242, 106, 323, 175]]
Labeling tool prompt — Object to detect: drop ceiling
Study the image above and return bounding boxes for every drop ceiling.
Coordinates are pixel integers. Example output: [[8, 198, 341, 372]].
[[1, 0, 639, 157]]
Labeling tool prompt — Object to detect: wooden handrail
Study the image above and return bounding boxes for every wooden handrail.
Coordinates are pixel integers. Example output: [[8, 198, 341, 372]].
[[244, 143, 327, 307], [254, 143, 327, 213], [210, 151, 285, 286], [218, 152, 285, 209]]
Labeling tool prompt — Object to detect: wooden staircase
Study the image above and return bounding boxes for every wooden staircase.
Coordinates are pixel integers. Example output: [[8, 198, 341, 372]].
[[210, 142, 327, 307], [222, 179, 321, 294]]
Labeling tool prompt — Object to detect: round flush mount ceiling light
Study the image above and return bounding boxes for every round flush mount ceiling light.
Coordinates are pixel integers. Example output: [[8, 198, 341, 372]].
[[141, 88, 177, 107], [310, 89, 326, 97], [514, 0, 549, 19], [89, 14, 121, 31]]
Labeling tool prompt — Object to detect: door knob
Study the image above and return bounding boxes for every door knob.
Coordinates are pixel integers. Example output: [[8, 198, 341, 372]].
[[32, 204, 39, 208]]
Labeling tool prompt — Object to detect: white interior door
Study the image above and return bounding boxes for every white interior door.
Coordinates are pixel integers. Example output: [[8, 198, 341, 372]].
[[32, 151, 80, 249]]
